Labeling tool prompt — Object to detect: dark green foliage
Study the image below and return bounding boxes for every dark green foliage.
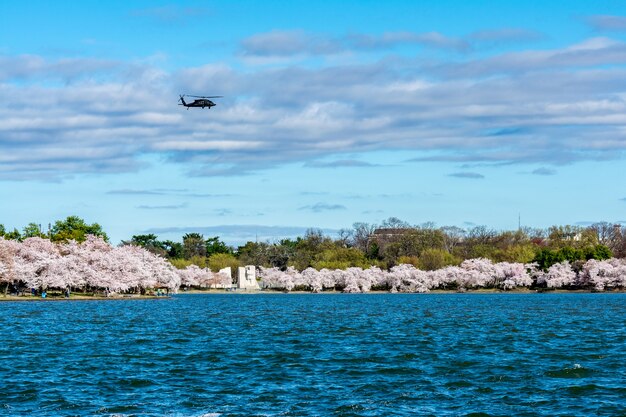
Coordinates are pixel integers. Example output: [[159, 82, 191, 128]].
[[182, 233, 206, 259], [205, 236, 232, 256], [533, 244, 614, 270], [367, 241, 380, 260], [162, 240, 184, 259], [418, 248, 461, 271], [129, 234, 167, 256], [312, 247, 372, 270], [4, 228, 21, 240], [51, 216, 108, 242], [237, 241, 271, 267], [22, 223, 45, 239], [584, 244, 612, 261], [0, 224, 21, 240]]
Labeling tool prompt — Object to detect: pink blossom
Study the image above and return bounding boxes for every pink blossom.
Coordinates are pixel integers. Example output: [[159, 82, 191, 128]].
[[537, 261, 576, 288]]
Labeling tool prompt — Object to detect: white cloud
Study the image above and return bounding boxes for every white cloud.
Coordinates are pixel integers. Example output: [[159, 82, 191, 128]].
[[4, 36, 626, 180]]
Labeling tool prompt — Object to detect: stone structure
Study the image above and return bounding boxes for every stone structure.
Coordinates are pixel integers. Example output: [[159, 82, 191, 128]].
[[237, 265, 260, 290]]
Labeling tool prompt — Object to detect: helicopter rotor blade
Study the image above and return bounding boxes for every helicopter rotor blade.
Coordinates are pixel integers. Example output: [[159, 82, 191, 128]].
[[187, 95, 223, 98]]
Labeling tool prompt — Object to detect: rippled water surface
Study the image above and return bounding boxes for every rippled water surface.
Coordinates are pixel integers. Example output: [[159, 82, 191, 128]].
[[1, 293, 625, 416]]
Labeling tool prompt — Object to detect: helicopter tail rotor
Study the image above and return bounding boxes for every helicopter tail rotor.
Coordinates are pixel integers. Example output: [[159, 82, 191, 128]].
[[179, 95, 187, 106]]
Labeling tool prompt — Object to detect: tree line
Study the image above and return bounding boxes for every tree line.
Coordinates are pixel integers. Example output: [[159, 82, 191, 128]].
[[258, 258, 626, 293], [1, 216, 625, 295], [2, 216, 624, 273]]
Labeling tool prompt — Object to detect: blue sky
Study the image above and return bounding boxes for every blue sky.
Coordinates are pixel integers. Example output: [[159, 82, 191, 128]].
[[2, 0, 626, 245]]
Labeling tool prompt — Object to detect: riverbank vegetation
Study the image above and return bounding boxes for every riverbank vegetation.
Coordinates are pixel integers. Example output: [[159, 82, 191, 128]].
[[258, 258, 626, 292], [2, 216, 625, 295]]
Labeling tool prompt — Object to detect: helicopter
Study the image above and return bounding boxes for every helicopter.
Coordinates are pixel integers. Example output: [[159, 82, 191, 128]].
[[179, 94, 223, 109]]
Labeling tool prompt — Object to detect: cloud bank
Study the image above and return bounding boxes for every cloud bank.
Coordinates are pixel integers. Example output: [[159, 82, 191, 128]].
[[3, 31, 626, 180]]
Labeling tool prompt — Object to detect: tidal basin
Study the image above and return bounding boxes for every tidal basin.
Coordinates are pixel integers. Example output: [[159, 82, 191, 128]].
[[1, 293, 624, 416]]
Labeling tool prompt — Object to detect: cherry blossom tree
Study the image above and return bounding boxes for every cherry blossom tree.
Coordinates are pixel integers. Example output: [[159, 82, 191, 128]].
[[258, 266, 297, 291], [498, 262, 533, 290], [179, 265, 232, 290], [6, 232, 624, 296], [302, 267, 323, 292], [386, 264, 431, 293], [0, 235, 182, 295], [206, 268, 232, 289], [580, 258, 626, 290], [0, 238, 19, 294], [14, 237, 61, 290], [179, 264, 204, 288], [259, 261, 544, 293], [536, 261, 576, 288], [459, 258, 500, 288]]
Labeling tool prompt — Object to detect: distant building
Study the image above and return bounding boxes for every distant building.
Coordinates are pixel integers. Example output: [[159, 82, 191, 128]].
[[369, 228, 413, 252]]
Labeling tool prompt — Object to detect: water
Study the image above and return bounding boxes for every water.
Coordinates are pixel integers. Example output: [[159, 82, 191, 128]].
[[0, 293, 624, 417]]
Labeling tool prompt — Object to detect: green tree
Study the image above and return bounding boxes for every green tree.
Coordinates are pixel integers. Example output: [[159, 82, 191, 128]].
[[183, 233, 206, 259], [162, 240, 184, 259], [208, 253, 240, 273], [291, 229, 335, 270], [128, 234, 167, 256], [532, 245, 609, 270], [22, 223, 44, 239], [237, 241, 271, 267], [205, 236, 232, 257], [496, 244, 537, 263], [367, 241, 381, 260], [398, 228, 446, 257], [312, 247, 372, 270], [583, 244, 612, 261], [417, 248, 461, 271], [169, 258, 193, 269], [3, 228, 21, 240], [534, 248, 564, 270], [267, 241, 296, 270], [465, 243, 500, 261], [51, 216, 108, 242]]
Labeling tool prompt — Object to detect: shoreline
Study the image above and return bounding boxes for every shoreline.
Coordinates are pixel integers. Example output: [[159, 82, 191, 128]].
[[178, 288, 625, 295], [2, 289, 623, 301], [0, 295, 169, 302]]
